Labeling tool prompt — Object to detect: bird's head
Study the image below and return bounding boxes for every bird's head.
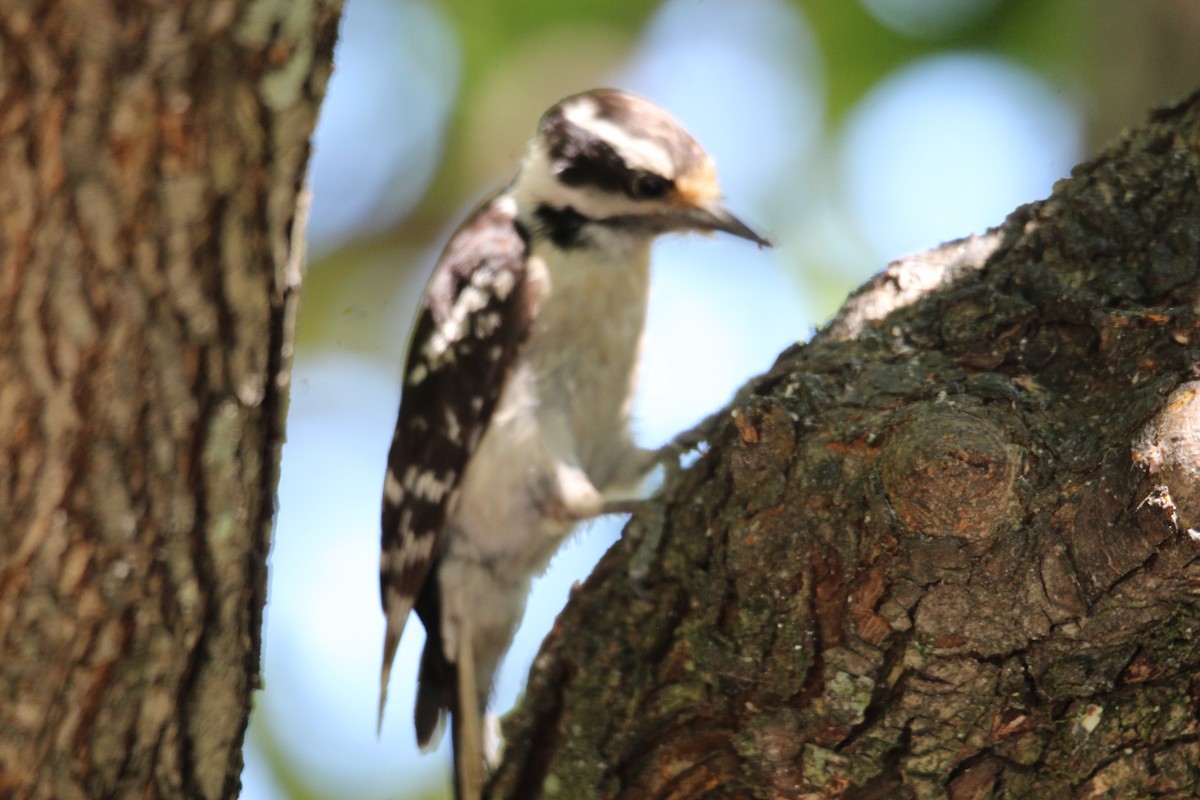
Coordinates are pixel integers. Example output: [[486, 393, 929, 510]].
[[511, 89, 771, 249]]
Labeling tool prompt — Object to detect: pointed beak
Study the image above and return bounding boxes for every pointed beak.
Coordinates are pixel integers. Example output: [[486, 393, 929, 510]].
[[682, 202, 772, 248]]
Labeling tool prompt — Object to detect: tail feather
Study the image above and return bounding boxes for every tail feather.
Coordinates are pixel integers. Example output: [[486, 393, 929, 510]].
[[378, 587, 415, 736], [453, 619, 485, 800], [377, 625, 401, 736], [386, 588, 488, 799], [415, 636, 452, 749]]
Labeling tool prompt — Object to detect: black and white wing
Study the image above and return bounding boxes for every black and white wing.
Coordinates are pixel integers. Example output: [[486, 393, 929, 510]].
[[378, 195, 536, 732]]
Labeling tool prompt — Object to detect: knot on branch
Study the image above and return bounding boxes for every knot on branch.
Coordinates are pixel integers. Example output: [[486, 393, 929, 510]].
[[1133, 381, 1200, 534], [880, 404, 1021, 541]]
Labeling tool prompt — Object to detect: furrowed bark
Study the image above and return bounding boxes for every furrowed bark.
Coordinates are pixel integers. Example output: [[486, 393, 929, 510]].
[[491, 91, 1200, 799], [0, 2, 340, 797]]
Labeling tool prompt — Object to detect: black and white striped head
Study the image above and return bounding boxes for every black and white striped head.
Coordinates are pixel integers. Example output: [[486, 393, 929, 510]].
[[512, 89, 770, 249]]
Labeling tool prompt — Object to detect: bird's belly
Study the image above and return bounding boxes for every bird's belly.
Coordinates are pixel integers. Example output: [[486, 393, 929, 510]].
[[433, 233, 652, 693], [447, 355, 634, 575], [447, 252, 649, 571], [447, 373, 566, 574]]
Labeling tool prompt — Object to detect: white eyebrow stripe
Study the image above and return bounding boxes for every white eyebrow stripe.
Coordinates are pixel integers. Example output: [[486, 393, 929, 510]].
[[562, 97, 675, 178]]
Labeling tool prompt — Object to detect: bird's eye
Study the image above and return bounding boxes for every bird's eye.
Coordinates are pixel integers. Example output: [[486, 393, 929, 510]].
[[630, 172, 670, 200]]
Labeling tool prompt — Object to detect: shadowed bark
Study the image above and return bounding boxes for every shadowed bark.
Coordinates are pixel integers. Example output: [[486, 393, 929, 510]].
[[0, 2, 340, 797], [490, 91, 1200, 799]]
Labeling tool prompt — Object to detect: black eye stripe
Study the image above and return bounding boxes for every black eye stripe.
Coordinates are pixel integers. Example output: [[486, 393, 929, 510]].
[[558, 142, 629, 194], [544, 116, 675, 201], [541, 90, 711, 198]]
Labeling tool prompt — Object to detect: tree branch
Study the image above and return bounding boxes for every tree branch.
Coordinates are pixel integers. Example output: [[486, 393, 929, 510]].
[[491, 90, 1200, 799]]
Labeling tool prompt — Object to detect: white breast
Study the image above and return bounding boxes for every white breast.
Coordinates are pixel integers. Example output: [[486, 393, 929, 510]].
[[523, 234, 651, 480], [448, 233, 652, 571]]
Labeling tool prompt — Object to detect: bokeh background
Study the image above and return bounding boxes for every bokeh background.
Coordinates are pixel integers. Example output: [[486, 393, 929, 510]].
[[241, 2, 1200, 798]]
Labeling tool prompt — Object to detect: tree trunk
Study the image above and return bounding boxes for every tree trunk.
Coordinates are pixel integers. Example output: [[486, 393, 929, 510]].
[[490, 91, 1200, 799], [0, 2, 339, 798]]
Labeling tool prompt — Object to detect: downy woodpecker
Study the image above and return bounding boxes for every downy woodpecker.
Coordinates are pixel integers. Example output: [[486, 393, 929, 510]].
[[379, 88, 770, 799]]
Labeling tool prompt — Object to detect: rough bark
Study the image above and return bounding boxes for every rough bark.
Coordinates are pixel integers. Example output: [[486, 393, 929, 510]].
[[490, 92, 1200, 799], [0, 2, 339, 798]]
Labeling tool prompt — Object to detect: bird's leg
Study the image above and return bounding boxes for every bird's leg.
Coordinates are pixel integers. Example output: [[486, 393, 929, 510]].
[[601, 408, 725, 517], [601, 414, 728, 582], [539, 462, 606, 522]]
